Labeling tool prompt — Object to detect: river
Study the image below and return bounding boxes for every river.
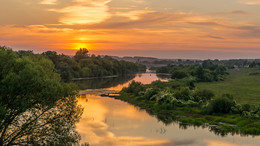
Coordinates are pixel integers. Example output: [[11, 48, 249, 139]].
[[75, 72, 260, 146]]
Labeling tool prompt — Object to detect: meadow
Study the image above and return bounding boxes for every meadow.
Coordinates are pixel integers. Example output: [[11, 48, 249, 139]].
[[197, 68, 260, 106]]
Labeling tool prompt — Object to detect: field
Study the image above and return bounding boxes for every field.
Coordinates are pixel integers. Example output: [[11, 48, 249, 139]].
[[197, 68, 260, 106]]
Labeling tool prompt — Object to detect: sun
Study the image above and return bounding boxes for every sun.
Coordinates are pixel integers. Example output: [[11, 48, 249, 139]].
[[68, 43, 94, 51]]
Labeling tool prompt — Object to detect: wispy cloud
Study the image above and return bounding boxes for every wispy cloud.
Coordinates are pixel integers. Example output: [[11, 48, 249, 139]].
[[238, 0, 260, 5], [231, 10, 248, 14], [115, 9, 154, 20], [207, 35, 225, 40], [40, 0, 57, 5], [132, 0, 146, 4], [49, 0, 112, 24]]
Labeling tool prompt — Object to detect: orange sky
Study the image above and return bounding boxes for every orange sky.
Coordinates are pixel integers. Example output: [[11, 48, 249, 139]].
[[1, 0, 260, 59]]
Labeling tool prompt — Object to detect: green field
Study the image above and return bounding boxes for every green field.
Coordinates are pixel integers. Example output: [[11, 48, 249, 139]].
[[197, 68, 260, 106]]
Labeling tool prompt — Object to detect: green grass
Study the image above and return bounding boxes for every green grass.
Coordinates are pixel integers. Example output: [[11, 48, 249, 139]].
[[196, 68, 260, 106]]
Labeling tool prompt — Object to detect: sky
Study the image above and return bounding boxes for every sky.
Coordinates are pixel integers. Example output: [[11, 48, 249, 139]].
[[0, 0, 260, 59]]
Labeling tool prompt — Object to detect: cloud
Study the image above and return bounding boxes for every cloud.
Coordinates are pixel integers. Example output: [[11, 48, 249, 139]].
[[231, 10, 248, 14], [49, 0, 112, 25], [45, 12, 192, 30], [115, 9, 154, 20], [235, 25, 260, 38], [40, 0, 57, 5], [207, 35, 225, 40], [238, 0, 260, 5], [132, 0, 146, 4]]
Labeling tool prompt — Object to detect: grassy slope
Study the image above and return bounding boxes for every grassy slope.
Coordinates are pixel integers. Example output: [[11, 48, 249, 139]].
[[196, 68, 260, 106]]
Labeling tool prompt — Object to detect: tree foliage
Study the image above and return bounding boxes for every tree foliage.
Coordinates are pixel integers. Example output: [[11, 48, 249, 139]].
[[155, 60, 227, 82], [0, 47, 83, 145], [42, 49, 146, 81], [207, 94, 236, 114]]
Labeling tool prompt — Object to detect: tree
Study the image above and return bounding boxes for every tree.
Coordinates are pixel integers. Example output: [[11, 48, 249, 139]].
[[76, 48, 89, 56], [0, 47, 83, 145], [193, 89, 214, 102], [171, 70, 188, 79], [43, 51, 81, 81], [249, 61, 256, 68], [74, 48, 89, 62], [207, 94, 235, 114]]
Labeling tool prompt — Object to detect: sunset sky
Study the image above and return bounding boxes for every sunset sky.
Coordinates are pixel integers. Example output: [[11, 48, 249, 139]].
[[1, 0, 260, 59]]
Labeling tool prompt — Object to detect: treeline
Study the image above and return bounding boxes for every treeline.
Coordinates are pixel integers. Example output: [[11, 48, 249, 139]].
[[154, 60, 228, 82], [20, 48, 146, 81], [43, 48, 146, 80], [142, 58, 260, 69]]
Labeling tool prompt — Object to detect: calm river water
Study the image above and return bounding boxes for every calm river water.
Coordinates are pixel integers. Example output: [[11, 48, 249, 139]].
[[75, 73, 260, 146]]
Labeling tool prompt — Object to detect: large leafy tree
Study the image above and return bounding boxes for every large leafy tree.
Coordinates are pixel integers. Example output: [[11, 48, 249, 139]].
[[0, 47, 83, 145]]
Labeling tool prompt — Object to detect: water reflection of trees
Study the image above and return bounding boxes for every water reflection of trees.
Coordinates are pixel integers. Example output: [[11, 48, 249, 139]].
[[74, 74, 136, 90], [145, 109, 252, 137], [0, 96, 83, 145]]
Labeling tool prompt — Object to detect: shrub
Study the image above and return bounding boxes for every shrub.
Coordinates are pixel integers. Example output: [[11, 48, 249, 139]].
[[174, 87, 191, 101], [122, 81, 145, 96], [184, 100, 199, 107], [144, 88, 159, 100], [193, 89, 214, 102], [155, 91, 174, 103], [207, 95, 236, 114], [242, 104, 251, 112], [171, 70, 188, 79]]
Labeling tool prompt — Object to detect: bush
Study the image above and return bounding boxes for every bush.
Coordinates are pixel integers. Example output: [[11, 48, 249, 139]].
[[153, 91, 169, 103], [193, 89, 214, 102], [122, 81, 145, 96], [184, 100, 199, 107], [171, 70, 188, 79], [144, 88, 159, 100], [174, 87, 191, 101], [207, 95, 236, 114], [242, 104, 251, 112]]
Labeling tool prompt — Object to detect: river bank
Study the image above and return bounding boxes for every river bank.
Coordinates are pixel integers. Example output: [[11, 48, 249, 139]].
[[75, 72, 260, 146], [113, 91, 260, 136]]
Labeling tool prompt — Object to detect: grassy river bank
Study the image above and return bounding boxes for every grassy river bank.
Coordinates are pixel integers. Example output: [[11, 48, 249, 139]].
[[110, 68, 260, 136]]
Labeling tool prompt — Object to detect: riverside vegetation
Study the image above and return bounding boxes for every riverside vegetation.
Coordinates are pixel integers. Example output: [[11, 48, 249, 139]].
[[0, 46, 145, 145], [118, 61, 260, 136], [1, 45, 259, 144]]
